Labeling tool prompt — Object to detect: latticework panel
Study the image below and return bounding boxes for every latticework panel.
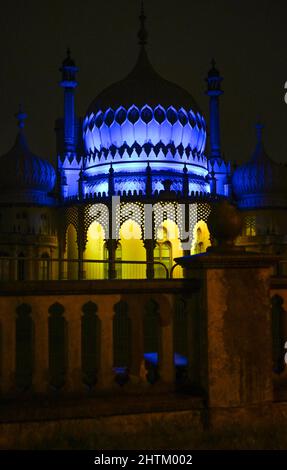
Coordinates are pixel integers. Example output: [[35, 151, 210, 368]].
[[153, 202, 185, 239], [116, 202, 145, 238], [61, 206, 79, 251], [188, 202, 211, 247], [85, 204, 109, 240], [197, 203, 211, 223], [244, 215, 256, 236]]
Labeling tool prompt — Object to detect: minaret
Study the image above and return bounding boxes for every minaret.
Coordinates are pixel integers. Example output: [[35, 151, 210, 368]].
[[59, 48, 78, 155], [205, 59, 223, 159]]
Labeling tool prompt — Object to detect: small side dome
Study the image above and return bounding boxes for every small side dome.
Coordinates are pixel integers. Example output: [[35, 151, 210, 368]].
[[232, 124, 287, 208], [0, 108, 56, 204]]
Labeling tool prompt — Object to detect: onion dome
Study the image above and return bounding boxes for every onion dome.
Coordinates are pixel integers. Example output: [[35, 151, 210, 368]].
[[84, 46, 206, 154], [82, 3, 208, 196], [232, 124, 287, 208], [0, 107, 56, 204]]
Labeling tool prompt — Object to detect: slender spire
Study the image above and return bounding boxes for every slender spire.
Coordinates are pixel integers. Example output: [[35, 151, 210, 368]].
[[15, 104, 27, 130], [138, 0, 148, 46]]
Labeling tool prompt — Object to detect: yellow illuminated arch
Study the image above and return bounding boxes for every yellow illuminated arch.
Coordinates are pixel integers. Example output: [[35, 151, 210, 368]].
[[191, 220, 211, 254], [119, 219, 145, 279], [85, 221, 105, 279], [155, 219, 183, 277]]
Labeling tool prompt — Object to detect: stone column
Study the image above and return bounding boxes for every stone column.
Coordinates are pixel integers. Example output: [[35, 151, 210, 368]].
[[143, 239, 156, 280], [105, 239, 118, 280], [77, 245, 85, 280], [97, 296, 120, 388]]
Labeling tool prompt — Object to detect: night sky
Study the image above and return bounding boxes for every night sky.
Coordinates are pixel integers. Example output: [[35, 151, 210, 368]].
[[0, 0, 287, 167]]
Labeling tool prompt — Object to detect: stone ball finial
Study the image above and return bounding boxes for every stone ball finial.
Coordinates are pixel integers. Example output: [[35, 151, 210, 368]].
[[207, 200, 243, 248]]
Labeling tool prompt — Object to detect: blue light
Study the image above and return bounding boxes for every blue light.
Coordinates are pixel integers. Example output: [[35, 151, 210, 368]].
[[143, 352, 188, 366], [174, 353, 188, 366], [144, 352, 159, 364], [83, 105, 207, 155]]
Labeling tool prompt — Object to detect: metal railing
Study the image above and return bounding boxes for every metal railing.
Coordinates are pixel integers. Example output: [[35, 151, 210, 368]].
[[0, 257, 169, 281]]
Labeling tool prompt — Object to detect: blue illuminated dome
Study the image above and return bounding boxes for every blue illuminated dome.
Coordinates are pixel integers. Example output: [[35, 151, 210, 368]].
[[0, 109, 56, 204], [232, 124, 287, 208], [82, 41, 209, 195]]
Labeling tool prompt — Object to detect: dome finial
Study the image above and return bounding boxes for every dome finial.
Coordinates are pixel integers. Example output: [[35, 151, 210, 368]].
[[15, 104, 27, 130], [138, 0, 148, 46]]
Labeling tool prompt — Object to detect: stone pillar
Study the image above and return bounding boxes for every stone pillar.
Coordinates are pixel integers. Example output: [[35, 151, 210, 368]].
[[177, 252, 276, 407], [143, 239, 156, 280], [97, 296, 120, 388], [175, 201, 277, 408]]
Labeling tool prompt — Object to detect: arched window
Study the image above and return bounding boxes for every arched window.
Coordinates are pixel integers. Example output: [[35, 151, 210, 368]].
[[154, 241, 172, 278], [39, 253, 50, 280], [81, 301, 101, 388], [191, 221, 211, 254], [15, 304, 34, 391], [143, 299, 160, 383], [113, 301, 131, 383], [48, 303, 67, 390]]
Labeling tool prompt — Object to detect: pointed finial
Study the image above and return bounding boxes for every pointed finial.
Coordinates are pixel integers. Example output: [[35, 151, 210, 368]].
[[15, 104, 27, 130], [208, 58, 220, 78], [138, 0, 147, 46], [61, 46, 76, 68], [255, 122, 264, 143]]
